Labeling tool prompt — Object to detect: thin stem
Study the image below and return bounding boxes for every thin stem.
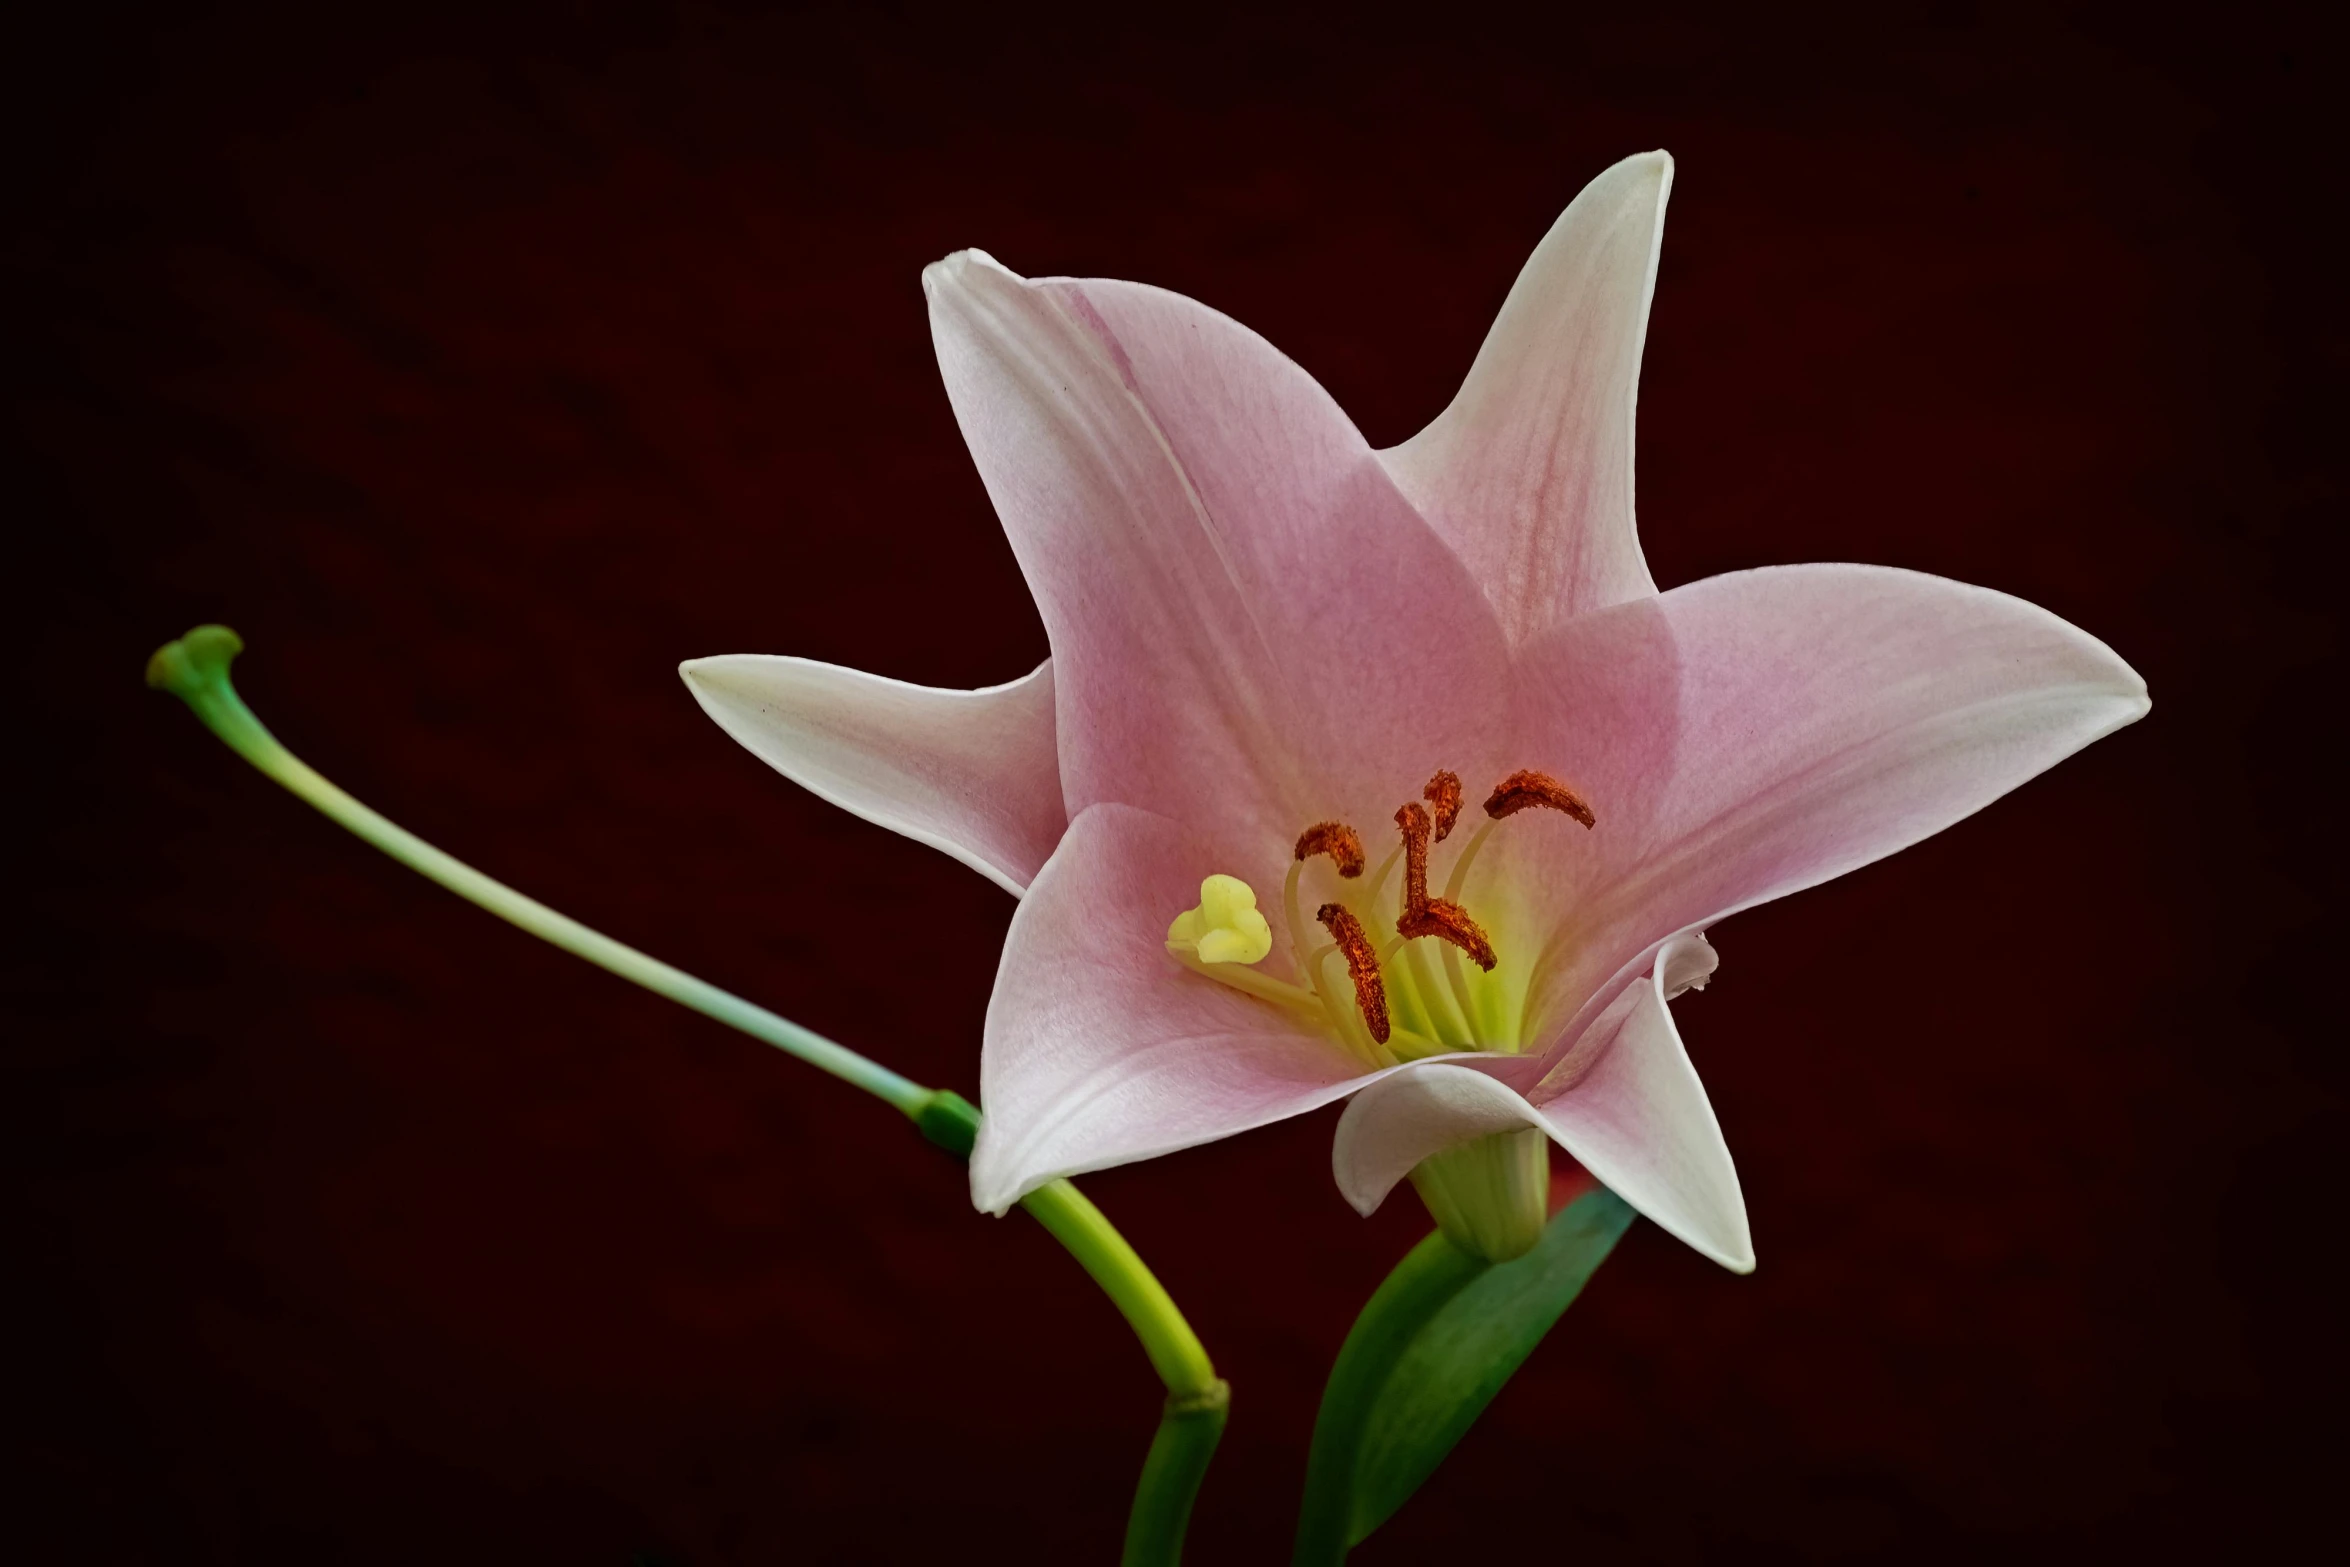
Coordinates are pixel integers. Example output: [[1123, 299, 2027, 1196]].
[[1437, 942, 1484, 1047], [1440, 818, 1496, 905], [1398, 937, 1472, 1048], [1361, 840, 1404, 911], [149, 630, 925, 1114], [1122, 1386, 1231, 1567], [1440, 820, 1504, 1046], [1021, 1179, 1218, 1396], [1281, 858, 1311, 979], [1017, 1178, 1231, 1564], [151, 626, 1229, 1557]]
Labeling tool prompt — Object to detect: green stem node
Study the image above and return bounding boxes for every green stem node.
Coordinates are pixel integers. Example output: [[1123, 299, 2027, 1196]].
[[1123, 1382, 1231, 1567]]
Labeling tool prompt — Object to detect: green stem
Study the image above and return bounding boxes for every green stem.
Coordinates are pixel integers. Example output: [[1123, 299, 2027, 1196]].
[[146, 627, 926, 1114], [1021, 1179, 1218, 1395], [150, 625, 1227, 1556], [1122, 1384, 1231, 1567], [1292, 1229, 1487, 1565], [1023, 1178, 1229, 1565]]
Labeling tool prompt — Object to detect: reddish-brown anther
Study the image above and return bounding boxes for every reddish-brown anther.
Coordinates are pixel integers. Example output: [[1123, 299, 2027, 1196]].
[[1399, 899, 1498, 971], [1316, 903, 1390, 1044], [1422, 770, 1463, 842], [1391, 799, 1497, 969], [1483, 768, 1597, 829], [1394, 801, 1434, 914], [1294, 820, 1367, 877]]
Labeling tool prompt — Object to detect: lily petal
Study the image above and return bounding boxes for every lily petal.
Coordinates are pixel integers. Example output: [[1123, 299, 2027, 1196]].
[[972, 802, 1378, 1214], [1380, 151, 1672, 642], [926, 250, 1510, 864], [1333, 935, 1752, 1271], [1506, 563, 2151, 1059], [679, 654, 1065, 896]]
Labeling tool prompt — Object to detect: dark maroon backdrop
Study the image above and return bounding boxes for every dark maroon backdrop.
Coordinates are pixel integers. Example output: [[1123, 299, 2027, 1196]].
[[9, 3, 2339, 1561]]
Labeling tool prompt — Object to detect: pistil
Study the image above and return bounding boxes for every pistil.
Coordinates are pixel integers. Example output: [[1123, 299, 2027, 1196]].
[[1164, 765, 1598, 1066]]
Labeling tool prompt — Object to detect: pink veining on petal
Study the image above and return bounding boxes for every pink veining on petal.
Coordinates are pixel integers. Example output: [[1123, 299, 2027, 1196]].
[[1379, 151, 1673, 643], [924, 251, 1512, 870], [684, 153, 2153, 1273], [1497, 562, 2148, 1074]]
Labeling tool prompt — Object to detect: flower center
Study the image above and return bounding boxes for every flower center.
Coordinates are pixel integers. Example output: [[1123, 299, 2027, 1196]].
[[1163, 768, 1595, 1067]]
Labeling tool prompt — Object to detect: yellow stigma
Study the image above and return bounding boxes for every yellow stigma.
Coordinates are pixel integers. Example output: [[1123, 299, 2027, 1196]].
[[1166, 874, 1273, 965]]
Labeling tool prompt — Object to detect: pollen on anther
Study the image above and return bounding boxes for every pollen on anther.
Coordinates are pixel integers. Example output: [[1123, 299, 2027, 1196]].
[[1422, 771, 1463, 842], [1395, 798, 1501, 970], [1399, 898, 1498, 971], [1483, 768, 1597, 829], [1394, 802, 1434, 914], [1294, 821, 1366, 878], [1317, 902, 1390, 1045]]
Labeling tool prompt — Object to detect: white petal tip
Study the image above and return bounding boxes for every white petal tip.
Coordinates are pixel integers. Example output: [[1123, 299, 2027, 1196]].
[[1682, 1222, 1756, 1274], [968, 1148, 1040, 1219], [968, 1178, 1020, 1219], [923, 248, 1012, 295]]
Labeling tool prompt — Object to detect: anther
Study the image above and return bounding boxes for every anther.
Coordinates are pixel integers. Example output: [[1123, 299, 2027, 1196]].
[[1395, 802, 1435, 912], [1422, 770, 1463, 842], [1294, 821, 1366, 878], [1393, 801, 1498, 970], [1399, 900, 1497, 971], [1317, 903, 1390, 1044], [1483, 768, 1596, 829]]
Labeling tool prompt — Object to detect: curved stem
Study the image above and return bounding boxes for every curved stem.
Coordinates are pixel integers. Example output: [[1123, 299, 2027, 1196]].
[[1023, 1178, 1230, 1566], [1021, 1179, 1218, 1396], [150, 625, 1227, 1558], [1122, 1384, 1231, 1567], [148, 629, 926, 1113]]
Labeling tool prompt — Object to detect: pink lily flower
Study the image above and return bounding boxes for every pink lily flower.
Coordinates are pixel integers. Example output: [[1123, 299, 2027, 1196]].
[[682, 152, 2146, 1270]]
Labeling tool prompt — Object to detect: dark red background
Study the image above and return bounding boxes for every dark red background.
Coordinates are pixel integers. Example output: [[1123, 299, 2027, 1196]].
[[9, 3, 2340, 1561]]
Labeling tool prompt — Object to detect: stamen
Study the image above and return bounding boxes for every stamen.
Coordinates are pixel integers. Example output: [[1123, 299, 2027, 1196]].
[[1400, 899, 1497, 971], [1393, 800, 1499, 971], [1317, 903, 1390, 1044], [1395, 802, 1435, 913], [1293, 820, 1367, 877], [1483, 768, 1596, 829], [1361, 838, 1405, 909], [1422, 770, 1463, 842]]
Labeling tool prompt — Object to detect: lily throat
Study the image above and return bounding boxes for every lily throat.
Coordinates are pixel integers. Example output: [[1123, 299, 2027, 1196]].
[[1164, 767, 1595, 1069]]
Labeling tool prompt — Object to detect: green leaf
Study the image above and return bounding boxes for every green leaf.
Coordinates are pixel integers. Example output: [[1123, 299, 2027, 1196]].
[[1293, 1187, 1637, 1562]]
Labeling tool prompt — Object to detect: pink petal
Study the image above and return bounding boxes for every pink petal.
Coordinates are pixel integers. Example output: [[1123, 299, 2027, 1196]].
[[679, 654, 1065, 895], [925, 251, 1510, 867], [1379, 151, 1672, 643], [971, 802, 1377, 1214], [1501, 563, 2149, 1061], [1332, 935, 1752, 1271]]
